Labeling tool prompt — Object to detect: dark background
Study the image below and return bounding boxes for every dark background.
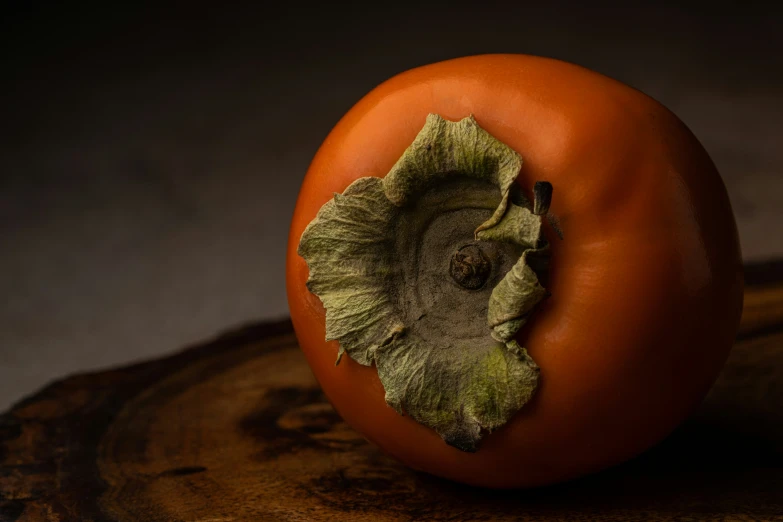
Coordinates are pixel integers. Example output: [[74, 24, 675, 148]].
[[2, 3, 782, 410]]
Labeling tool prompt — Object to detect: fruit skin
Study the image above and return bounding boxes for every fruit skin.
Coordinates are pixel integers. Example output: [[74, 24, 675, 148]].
[[285, 54, 744, 488]]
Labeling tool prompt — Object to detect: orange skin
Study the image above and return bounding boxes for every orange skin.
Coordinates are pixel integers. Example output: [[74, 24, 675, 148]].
[[286, 54, 744, 488]]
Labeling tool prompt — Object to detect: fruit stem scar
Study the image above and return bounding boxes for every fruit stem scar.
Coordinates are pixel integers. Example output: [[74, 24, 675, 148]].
[[450, 244, 492, 290]]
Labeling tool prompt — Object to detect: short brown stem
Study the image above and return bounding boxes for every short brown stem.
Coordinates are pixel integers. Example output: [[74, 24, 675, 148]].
[[450, 244, 492, 290]]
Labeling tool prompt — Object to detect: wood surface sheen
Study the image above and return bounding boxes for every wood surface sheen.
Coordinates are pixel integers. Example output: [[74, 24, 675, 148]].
[[0, 263, 782, 521], [287, 54, 744, 488]]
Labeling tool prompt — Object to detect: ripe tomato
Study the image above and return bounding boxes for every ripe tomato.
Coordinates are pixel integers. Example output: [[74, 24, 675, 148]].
[[286, 54, 743, 488]]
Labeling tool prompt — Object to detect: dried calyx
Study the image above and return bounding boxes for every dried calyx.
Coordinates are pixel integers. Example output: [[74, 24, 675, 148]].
[[298, 114, 556, 452]]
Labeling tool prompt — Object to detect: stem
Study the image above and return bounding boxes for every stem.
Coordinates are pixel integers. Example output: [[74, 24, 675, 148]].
[[450, 244, 492, 290]]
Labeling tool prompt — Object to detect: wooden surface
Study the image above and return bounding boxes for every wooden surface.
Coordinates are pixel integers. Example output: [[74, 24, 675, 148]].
[[2, 263, 783, 521]]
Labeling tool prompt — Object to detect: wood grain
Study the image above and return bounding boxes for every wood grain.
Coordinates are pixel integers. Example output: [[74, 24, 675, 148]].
[[2, 264, 783, 521]]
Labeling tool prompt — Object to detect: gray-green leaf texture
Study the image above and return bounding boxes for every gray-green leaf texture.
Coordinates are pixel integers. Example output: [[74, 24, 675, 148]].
[[298, 114, 548, 452]]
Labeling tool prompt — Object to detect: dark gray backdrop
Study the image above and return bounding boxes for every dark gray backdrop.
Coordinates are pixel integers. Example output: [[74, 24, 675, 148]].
[[2, 3, 782, 410]]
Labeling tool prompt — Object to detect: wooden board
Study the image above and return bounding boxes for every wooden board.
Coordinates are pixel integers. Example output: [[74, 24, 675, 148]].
[[2, 261, 783, 521]]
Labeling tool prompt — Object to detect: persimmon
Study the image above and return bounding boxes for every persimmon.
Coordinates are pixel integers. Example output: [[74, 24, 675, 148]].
[[285, 54, 743, 488]]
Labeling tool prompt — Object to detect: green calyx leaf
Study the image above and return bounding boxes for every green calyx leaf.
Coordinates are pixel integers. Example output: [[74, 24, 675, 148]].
[[298, 114, 550, 452]]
